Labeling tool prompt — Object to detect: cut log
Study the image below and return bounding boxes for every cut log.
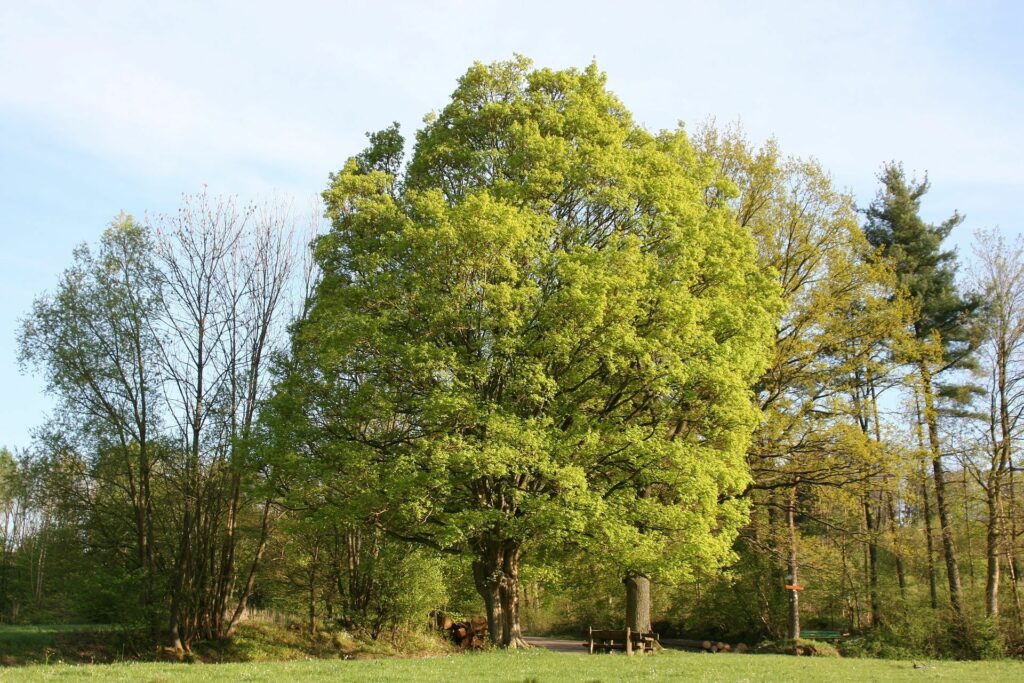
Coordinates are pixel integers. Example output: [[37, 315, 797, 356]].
[[446, 618, 488, 650]]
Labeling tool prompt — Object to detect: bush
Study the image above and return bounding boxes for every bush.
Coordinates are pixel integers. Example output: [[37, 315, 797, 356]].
[[839, 631, 916, 660], [968, 617, 1004, 660], [373, 547, 448, 642], [757, 638, 840, 657]]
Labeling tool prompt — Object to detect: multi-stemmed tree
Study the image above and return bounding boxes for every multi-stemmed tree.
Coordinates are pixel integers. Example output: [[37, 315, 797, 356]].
[[19, 196, 304, 652]]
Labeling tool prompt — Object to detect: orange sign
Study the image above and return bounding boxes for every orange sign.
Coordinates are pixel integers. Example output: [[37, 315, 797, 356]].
[[785, 584, 805, 591]]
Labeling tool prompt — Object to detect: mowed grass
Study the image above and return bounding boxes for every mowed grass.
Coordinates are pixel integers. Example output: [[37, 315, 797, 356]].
[[3, 649, 1021, 682]]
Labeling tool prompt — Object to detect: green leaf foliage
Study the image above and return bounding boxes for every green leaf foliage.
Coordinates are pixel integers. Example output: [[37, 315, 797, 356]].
[[272, 57, 781, 587], [863, 162, 980, 367]]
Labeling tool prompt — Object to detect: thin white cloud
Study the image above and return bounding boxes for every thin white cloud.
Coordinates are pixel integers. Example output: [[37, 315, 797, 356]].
[[2, 1, 1020, 192]]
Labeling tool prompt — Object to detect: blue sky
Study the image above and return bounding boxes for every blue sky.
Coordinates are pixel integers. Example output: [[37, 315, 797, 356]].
[[1, 1, 1022, 450]]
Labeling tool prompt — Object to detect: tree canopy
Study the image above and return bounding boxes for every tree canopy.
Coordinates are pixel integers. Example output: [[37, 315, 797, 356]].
[[273, 57, 781, 645]]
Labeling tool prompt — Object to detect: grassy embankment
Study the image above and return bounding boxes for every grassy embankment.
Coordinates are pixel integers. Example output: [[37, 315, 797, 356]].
[[0, 621, 447, 667]]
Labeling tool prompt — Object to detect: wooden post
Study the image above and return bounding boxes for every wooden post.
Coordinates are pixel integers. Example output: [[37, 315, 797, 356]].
[[625, 626, 633, 656]]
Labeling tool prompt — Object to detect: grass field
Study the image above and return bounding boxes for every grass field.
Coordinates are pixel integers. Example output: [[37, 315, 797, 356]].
[[2, 649, 1021, 682]]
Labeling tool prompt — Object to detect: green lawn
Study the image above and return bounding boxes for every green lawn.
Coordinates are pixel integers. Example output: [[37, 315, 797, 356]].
[[2, 649, 1021, 682]]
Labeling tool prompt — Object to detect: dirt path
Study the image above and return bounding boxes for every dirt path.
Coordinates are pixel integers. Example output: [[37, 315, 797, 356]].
[[524, 637, 586, 653]]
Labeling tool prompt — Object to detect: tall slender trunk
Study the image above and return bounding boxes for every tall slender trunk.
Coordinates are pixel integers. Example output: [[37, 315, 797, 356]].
[[308, 540, 320, 635], [0, 501, 13, 617], [841, 542, 857, 631], [922, 471, 940, 610], [984, 337, 1014, 619], [864, 497, 881, 628], [169, 501, 192, 653], [963, 471, 976, 588], [787, 484, 800, 640], [1005, 548, 1023, 631], [986, 494, 1000, 617], [919, 363, 966, 623], [1008, 465, 1024, 632], [225, 500, 274, 637], [887, 493, 908, 601], [170, 317, 206, 654], [33, 522, 47, 604], [134, 331, 158, 636], [867, 372, 907, 603]]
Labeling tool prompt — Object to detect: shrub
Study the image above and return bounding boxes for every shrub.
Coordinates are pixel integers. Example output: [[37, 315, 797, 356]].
[[757, 638, 840, 657]]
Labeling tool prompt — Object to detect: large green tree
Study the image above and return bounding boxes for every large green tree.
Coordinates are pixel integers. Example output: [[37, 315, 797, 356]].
[[277, 58, 779, 646]]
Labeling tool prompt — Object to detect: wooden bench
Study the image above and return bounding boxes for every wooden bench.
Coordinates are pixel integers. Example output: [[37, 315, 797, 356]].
[[588, 626, 660, 655]]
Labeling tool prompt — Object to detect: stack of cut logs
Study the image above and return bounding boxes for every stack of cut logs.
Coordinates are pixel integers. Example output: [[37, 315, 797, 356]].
[[433, 612, 488, 649], [671, 638, 749, 653], [699, 640, 748, 653]]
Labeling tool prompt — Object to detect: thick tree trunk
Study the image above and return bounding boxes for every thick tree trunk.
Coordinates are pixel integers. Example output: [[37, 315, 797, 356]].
[[919, 364, 966, 623], [473, 539, 503, 645], [499, 542, 527, 648], [625, 573, 652, 633], [472, 536, 527, 648], [787, 485, 800, 641]]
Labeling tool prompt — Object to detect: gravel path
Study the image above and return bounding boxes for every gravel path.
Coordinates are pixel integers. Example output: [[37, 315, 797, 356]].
[[524, 637, 587, 653]]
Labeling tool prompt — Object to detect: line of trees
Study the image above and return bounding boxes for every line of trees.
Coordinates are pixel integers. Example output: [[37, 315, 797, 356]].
[[2, 58, 1022, 659]]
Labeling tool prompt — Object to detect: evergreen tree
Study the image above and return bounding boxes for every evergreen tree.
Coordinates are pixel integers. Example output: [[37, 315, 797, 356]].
[[863, 162, 980, 627]]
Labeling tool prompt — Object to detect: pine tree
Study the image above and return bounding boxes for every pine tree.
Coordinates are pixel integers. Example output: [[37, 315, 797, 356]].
[[863, 162, 980, 626]]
